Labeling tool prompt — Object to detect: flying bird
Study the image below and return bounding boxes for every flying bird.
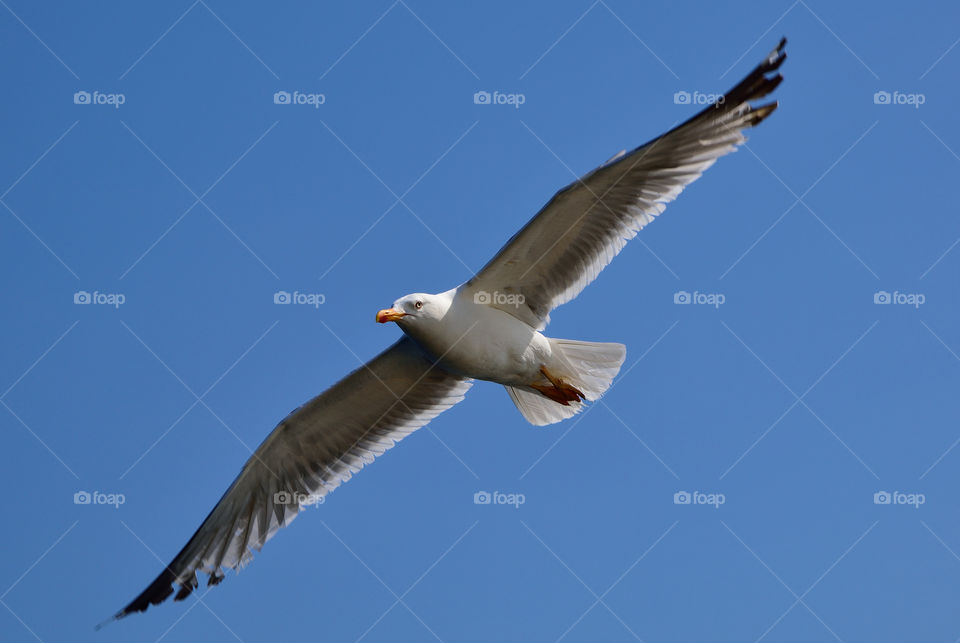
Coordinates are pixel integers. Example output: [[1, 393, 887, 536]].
[[106, 38, 786, 625]]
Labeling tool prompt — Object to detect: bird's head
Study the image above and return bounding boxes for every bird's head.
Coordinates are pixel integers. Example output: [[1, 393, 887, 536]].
[[376, 293, 444, 326]]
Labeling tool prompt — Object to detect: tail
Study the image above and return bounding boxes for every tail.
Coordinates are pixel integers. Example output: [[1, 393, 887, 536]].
[[506, 339, 626, 426]]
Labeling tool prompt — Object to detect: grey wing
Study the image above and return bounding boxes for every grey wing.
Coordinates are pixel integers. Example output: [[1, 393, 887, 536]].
[[106, 337, 471, 623], [464, 39, 786, 329]]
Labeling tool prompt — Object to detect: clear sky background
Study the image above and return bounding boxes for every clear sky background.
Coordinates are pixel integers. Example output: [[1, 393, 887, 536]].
[[2, 2, 959, 641]]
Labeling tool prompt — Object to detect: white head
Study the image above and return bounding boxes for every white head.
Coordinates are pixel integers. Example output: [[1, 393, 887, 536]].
[[375, 292, 448, 329]]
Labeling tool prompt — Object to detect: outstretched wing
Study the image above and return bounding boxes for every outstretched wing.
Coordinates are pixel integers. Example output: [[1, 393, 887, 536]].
[[464, 39, 786, 329], [106, 337, 471, 624]]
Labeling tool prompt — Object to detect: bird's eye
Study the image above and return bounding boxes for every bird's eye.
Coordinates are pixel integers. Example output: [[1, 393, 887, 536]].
[[415, 300, 423, 310]]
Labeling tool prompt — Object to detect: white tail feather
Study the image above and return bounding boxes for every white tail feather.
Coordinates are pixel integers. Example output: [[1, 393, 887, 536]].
[[506, 338, 626, 426], [550, 338, 626, 400], [506, 385, 583, 426]]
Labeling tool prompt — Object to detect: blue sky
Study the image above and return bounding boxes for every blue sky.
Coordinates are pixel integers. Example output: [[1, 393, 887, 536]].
[[2, 1, 959, 641]]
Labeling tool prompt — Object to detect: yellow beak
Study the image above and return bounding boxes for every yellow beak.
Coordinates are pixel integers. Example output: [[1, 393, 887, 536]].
[[376, 308, 408, 323]]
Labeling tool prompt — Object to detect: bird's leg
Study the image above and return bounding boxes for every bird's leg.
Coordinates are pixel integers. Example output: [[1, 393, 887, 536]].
[[530, 366, 585, 406]]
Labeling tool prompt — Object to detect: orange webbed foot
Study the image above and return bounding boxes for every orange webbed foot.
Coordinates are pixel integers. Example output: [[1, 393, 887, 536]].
[[530, 366, 585, 405]]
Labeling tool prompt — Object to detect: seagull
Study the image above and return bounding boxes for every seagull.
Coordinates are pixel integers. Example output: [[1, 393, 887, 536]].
[[105, 38, 786, 625]]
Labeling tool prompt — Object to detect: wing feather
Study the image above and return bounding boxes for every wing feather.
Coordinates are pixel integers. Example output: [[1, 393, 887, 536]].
[[465, 39, 786, 329], [105, 337, 471, 624]]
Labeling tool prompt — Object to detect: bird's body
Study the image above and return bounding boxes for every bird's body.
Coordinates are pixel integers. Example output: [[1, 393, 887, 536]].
[[384, 287, 625, 424], [400, 288, 550, 385], [104, 38, 788, 626]]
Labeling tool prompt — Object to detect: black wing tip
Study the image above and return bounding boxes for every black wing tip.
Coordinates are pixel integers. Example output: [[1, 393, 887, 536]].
[[100, 567, 201, 629], [748, 100, 779, 126], [707, 37, 786, 130], [767, 37, 788, 69]]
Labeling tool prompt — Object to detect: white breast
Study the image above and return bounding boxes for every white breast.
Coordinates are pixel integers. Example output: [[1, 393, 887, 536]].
[[401, 289, 550, 385]]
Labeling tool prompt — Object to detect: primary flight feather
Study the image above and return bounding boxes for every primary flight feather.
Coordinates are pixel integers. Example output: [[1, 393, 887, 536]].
[[105, 38, 786, 624]]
